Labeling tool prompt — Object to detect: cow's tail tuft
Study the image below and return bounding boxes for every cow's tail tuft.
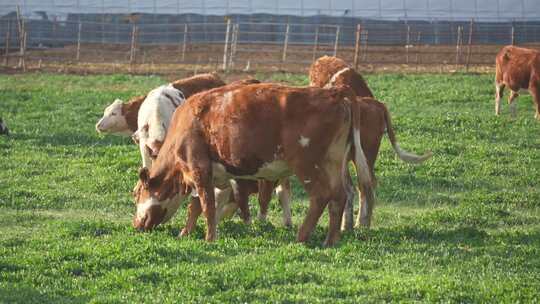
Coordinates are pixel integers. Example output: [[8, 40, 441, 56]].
[[382, 103, 432, 164]]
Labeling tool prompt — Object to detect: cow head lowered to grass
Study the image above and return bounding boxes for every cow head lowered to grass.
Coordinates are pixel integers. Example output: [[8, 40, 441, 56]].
[[132, 82, 375, 247]]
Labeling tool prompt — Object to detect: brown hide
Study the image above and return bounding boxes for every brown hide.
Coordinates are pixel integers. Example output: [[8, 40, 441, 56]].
[[495, 45, 540, 119], [135, 83, 372, 246], [309, 55, 374, 98], [171, 72, 226, 98], [121, 95, 145, 132]]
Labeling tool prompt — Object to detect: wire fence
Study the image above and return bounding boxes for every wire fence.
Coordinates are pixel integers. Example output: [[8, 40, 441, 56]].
[[2, 15, 540, 73]]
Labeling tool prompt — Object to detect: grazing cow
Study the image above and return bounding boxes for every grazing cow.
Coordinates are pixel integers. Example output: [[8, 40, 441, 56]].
[[127, 79, 292, 230], [495, 45, 540, 119], [309, 55, 374, 97], [96, 73, 226, 137], [0, 118, 8, 135], [133, 84, 185, 168], [309, 56, 432, 229], [133, 83, 374, 247]]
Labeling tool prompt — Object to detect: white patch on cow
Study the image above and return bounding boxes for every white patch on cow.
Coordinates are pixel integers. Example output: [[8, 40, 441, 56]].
[[137, 84, 185, 168], [136, 193, 186, 225], [315, 164, 319, 169], [215, 187, 234, 221], [325, 67, 351, 87], [254, 160, 290, 180], [212, 160, 290, 183], [96, 99, 130, 135], [304, 179, 311, 184], [298, 135, 310, 147], [275, 182, 292, 227]]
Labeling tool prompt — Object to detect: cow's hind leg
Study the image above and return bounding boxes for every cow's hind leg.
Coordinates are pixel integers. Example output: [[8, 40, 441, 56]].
[[297, 193, 328, 244], [529, 82, 540, 120], [508, 90, 519, 118], [341, 172, 355, 231], [495, 82, 505, 116], [324, 191, 347, 247], [277, 178, 293, 227], [257, 180, 273, 222], [356, 182, 376, 228]]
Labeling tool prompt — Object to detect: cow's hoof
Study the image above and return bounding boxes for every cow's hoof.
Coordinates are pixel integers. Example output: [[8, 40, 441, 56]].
[[283, 219, 293, 229], [178, 228, 190, 238], [257, 213, 267, 222]]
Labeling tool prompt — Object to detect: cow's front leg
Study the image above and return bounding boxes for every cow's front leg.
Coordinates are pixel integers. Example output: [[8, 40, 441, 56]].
[[193, 172, 217, 242], [495, 82, 505, 116], [179, 196, 202, 237]]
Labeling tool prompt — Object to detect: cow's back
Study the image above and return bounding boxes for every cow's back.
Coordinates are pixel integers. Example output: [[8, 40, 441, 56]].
[[175, 83, 352, 177], [171, 73, 225, 98], [496, 45, 540, 90], [309, 56, 374, 97], [309, 56, 349, 87]]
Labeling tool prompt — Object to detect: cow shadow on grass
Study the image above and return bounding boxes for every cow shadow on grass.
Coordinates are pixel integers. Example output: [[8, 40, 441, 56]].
[[0, 285, 90, 304], [7, 131, 132, 148]]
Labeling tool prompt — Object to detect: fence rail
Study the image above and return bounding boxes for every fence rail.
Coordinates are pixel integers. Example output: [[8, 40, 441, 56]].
[[2, 16, 540, 73]]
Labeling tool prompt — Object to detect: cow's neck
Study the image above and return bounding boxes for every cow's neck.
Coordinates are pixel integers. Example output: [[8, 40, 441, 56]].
[[122, 97, 144, 132]]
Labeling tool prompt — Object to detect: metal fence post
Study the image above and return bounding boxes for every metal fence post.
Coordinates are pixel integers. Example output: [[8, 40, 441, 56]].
[[181, 23, 188, 62], [222, 18, 231, 70], [333, 26, 340, 57], [406, 25, 411, 64], [76, 22, 82, 62], [3, 20, 11, 66], [282, 23, 290, 62], [353, 24, 361, 69], [465, 19, 474, 72], [312, 26, 319, 62], [511, 23, 516, 45]]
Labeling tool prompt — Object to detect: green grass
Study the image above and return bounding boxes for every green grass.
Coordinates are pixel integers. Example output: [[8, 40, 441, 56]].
[[1, 72, 539, 303]]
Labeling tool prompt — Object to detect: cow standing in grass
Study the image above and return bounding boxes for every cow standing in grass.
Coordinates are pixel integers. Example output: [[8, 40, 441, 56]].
[[495, 45, 540, 120], [132, 83, 374, 247], [309, 56, 432, 229]]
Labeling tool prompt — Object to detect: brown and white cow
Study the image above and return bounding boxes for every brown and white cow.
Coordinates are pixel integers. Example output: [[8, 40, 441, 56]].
[[495, 45, 540, 119], [129, 79, 293, 232], [95, 73, 225, 137], [309, 56, 432, 230], [133, 83, 374, 246]]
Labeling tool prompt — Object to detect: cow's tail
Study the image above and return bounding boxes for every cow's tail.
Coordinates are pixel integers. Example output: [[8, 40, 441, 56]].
[[382, 103, 432, 164], [349, 99, 376, 227]]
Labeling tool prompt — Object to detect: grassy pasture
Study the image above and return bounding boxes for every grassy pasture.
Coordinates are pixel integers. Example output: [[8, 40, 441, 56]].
[[0, 72, 539, 303]]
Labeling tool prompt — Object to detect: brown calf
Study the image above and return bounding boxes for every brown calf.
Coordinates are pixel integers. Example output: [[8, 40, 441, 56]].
[[495, 45, 540, 119], [309, 56, 432, 230], [133, 83, 374, 247]]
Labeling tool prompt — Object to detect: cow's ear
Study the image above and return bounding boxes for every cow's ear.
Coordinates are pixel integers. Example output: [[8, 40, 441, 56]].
[[138, 167, 150, 188]]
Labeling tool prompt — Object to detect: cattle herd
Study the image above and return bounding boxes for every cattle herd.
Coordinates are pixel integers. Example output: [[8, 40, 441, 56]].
[[96, 46, 537, 246]]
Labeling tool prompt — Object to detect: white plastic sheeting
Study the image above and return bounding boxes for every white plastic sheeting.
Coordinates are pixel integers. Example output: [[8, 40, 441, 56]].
[[2, 0, 539, 21]]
